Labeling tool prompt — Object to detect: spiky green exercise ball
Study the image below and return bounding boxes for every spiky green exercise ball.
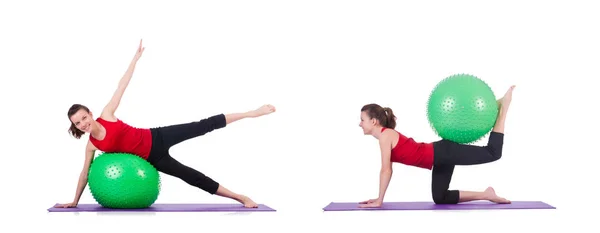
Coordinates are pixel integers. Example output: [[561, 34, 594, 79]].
[[426, 74, 498, 144], [88, 152, 161, 209]]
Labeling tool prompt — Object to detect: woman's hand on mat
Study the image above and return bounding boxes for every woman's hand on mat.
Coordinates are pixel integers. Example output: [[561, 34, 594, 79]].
[[55, 202, 77, 208], [359, 198, 382, 208], [359, 198, 379, 204]]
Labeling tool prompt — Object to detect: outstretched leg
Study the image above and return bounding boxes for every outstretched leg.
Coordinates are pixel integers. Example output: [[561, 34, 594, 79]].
[[158, 114, 227, 149], [152, 154, 258, 208], [157, 104, 276, 149], [225, 104, 276, 125], [431, 85, 515, 204]]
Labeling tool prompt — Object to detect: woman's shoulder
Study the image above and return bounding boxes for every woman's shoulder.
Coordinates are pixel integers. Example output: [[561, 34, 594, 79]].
[[381, 128, 400, 140], [97, 116, 120, 123], [97, 111, 120, 123]]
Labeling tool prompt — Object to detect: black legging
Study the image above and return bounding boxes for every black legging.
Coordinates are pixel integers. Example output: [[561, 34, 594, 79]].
[[146, 114, 227, 195], [431, 132, 504, 204]]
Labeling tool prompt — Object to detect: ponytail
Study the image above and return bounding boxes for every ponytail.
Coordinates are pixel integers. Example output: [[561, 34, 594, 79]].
[[382, 107, 397, 129], [68, 123, 85, 139]]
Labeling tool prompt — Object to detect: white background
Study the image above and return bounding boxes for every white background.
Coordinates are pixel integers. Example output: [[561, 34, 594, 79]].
[[1, 0, 598, 232]]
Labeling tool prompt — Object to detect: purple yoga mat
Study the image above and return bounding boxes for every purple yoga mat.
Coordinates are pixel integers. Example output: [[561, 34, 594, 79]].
[[323, 201, 555, 211], [48, 203, 276, 212]]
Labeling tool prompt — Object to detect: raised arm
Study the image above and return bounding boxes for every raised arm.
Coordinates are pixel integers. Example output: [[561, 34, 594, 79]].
[[101, 40, 145, 121], [55, 141, 96, 208]]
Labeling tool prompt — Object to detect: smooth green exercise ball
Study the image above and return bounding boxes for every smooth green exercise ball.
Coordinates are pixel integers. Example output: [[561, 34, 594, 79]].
[[88, 152, 161, 209], [426, 74, 498, 144]]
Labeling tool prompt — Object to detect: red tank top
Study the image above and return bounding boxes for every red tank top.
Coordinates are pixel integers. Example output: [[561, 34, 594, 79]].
[[89, 118, 153, 159], [382, 128, 434, 170]]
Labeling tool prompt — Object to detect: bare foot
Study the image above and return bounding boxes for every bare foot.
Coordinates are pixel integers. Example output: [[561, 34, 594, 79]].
[[483, 187, 511, 204], [238, 195, 258, 208], [499, 85, 515, 112], [251, 104, 276, 117]]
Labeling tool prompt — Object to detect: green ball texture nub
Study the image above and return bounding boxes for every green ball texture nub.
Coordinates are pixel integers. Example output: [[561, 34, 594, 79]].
[[426, 74, 498, 144], [88, 152, 161, 209]]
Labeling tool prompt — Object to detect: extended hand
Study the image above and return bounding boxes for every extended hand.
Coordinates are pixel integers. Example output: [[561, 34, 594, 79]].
[[359, 198, 382, 208], [133, 39, 145, 61]]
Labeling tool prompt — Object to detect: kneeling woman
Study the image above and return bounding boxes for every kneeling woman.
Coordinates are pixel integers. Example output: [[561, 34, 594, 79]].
[[357, 86, 515, 208]]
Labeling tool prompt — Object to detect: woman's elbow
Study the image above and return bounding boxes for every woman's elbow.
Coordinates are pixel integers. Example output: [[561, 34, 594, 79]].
[[380, 167, 393, 174]]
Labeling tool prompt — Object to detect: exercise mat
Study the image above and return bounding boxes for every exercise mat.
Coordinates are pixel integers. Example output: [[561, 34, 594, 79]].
[[48, 203, 276, 212], [323, 201, 555, 211]]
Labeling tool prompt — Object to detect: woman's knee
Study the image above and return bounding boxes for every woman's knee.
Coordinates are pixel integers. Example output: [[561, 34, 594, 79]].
[[488, 132, 504, 160], [432, 190, 459, 204], [432, 192, 445, 204], [486, 144, 503, 162]]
